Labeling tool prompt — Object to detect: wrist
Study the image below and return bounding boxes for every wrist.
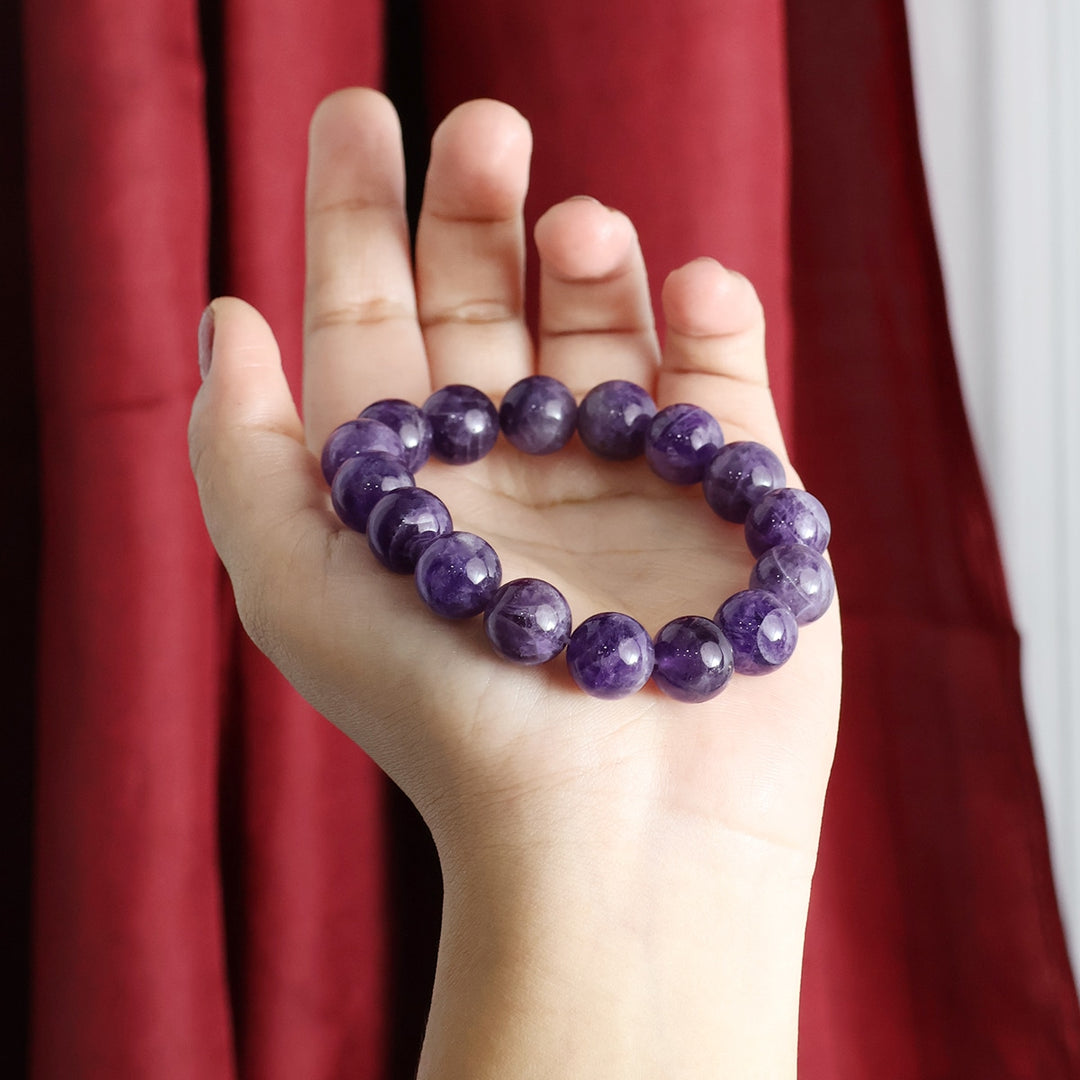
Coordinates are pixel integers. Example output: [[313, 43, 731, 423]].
[[420, 786, 816, 1080]]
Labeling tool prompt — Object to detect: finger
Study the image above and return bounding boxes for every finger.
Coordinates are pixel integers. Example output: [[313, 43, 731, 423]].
[[304, 88, 429, 452], [190, 297, 331, 622], [534, 197, 659, 396], [415, 99, 533, 394], [658, 258, 787, 456]]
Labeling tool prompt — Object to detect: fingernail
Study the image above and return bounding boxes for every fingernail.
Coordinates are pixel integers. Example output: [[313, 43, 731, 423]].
[[198, 304, 215, 380]]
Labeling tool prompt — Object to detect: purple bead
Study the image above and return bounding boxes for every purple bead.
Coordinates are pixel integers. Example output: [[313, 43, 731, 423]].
[[415, 531, 502, 619], [744, 488, 831, 557], [702, 441, 787, 523], [330, 452, 415, 533], [499, 375, 578, 454], [321, 418, 406, 484], [645, 404, 724, 484], [577, 380, 657, 460], [359, 399, 433, 472], [750, 544, 835, 625], [652, 616, 734, 702], [484, 578, 572, 665], [423, 385, 500, 464], [715, 589, 798, 675], [565, 612, 655, 699], [366, 488, 452, 573]]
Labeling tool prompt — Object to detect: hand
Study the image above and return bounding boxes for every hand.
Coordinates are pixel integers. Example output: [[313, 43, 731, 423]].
[[189, 88, 841, 1078]]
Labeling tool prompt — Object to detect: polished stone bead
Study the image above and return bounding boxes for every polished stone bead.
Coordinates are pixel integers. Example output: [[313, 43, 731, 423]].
[[366, 488, 452, 573], [744, 487, 831, 557], [359, 399, 433, 472], [645, 403, 724, 484], [576, 380, 657, 460], [423, 385, 500, 464], [566, 612, 655, 699], [702, 441, 787, 523], [415, 531, 502, 619], [750, 544, 835, 625], [321, 418, 406, 484], [330, 452, 415, 533], [484, 578, 572, 665], [499, 375, 578, 454], [652, 615, 734, 702], [715, 589, 798, 675]]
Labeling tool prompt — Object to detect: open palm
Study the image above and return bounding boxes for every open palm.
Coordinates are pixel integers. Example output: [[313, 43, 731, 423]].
[[190, 88, 841, 869]]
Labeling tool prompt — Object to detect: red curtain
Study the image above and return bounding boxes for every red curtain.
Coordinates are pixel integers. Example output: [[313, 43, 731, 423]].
[[19, 0, 1080, 1077]]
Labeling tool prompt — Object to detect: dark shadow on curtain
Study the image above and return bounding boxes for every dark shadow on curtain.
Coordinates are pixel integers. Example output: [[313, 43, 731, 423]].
[[383, 11, 443, 1080], [2, 1, 38, 1074]]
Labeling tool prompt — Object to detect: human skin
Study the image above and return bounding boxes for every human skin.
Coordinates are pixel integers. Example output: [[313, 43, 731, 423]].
[[189, 88, 842, 1078]]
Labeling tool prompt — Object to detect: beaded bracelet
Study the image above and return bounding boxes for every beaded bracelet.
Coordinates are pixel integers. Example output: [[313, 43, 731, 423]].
[[321, 377, 834, 703]]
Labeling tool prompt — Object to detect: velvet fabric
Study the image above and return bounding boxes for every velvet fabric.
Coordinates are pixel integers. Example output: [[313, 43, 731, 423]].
[[18, 0, 1079, 1076]]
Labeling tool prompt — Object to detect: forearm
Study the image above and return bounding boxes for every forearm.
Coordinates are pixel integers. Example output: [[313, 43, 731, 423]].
[[418, 806, 815, 1080]]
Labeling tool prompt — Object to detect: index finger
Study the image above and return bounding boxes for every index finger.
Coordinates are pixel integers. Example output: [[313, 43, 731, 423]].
[[303, 88, 430, 451]]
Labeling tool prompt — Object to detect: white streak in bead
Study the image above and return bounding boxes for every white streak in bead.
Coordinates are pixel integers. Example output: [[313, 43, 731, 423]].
[[760, 612, 788, 642], [699, 641, 724, 669], [536, 604, 558, 632]]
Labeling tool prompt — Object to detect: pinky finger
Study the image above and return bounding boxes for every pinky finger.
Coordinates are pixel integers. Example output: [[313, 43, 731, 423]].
[[657, 258, 787, 455]]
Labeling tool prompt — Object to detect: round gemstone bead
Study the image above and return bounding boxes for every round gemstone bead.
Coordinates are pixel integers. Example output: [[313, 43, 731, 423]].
[[645, 403, 724, 484], [744, 488, 831, 557], [330, 452, 415, 533], [321, 417, 406, 484], [652, 615, 735, 702], [715, 589, 798, 675], [566, 612, 655, 699], [750, 544, 835, 625], [423, 385, 500, 464], [702, 441, 787, 523], [415, 531, 502, 619], [366, 488, 452, 573], [484, 578, 572, 665], [359, 399, 433, 472], [499, 375, 578, 454], [577, 380, 657, 460]]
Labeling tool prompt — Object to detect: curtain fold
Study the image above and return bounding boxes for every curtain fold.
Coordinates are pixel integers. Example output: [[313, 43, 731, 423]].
[[25, 0, 234, 1074], [23, 0, 1080, 1076], [785, 3, 1080, 1074], [213, 3, 388, 1076]]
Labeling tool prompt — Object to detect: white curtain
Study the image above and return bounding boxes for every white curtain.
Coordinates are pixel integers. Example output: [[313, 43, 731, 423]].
[[906, 0, 1080, 976]]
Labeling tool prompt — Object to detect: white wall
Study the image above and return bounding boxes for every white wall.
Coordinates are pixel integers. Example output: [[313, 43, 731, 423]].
[[905, 0, 1080, 976]]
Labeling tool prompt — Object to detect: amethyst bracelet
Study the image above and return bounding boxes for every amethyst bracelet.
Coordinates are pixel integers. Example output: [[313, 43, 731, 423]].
[[323, 376, 835, 703]]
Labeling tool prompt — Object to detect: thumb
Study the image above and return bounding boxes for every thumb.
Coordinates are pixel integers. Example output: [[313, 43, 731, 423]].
[[188, 297, 328, 622]]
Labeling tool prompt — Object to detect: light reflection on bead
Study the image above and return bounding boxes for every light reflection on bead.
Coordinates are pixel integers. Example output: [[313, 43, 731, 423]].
[[423, 385, 500, 464], [645, 403, 724, 484], [652, 615, 734, 702], [566, 612, 655, 699], [415, 531, 501, 618], [366, 488, 452, 573], [750, 544, 835, 625], [484, 579, 572, 664], [715, 590, 798, 675], [744, 488, 831, 556], [577, 380, 657, 460]]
